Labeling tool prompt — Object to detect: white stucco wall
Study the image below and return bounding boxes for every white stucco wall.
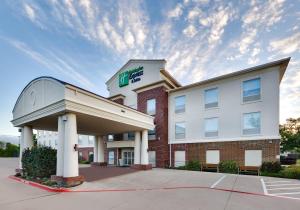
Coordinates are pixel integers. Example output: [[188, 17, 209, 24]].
[[168, 66, 281, 144], [106, 60, 166, 107], [13, 78, 65, 120]]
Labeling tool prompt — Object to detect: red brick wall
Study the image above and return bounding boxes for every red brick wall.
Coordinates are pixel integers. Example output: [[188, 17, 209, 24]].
[[137, 86, 169, 167], [171, 139, 280, 167], [78, 147, 93, 161]]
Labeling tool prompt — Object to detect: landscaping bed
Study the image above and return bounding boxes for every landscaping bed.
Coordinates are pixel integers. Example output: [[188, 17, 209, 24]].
[[175, 160, 300, 179]]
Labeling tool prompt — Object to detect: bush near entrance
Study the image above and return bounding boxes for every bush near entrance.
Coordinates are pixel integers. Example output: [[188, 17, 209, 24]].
[[22, 146, 56, 179]]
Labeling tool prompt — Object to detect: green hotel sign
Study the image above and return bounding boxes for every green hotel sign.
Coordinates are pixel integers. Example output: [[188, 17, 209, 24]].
[[119, 66, 144, 87]]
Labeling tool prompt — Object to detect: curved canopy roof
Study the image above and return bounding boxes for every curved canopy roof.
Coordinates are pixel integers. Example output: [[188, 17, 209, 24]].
[[12, 77, 154, 135]]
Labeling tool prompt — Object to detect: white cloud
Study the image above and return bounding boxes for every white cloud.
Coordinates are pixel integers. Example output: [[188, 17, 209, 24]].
[[167, 3, 183, 18], [4, 37, 96, 90], [269, 32, 300, 54], [187, 7, 202, 21], [183, 25, 197, 37], [24, 4, 35, 21]]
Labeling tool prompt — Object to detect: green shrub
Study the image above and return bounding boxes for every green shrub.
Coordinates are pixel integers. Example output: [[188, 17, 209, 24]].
[[89, 153, 94, 163], [261, 161, 282, 173], [279, 166, 300, 179], [22, 146, 56, 179], [219, 160, 238, 174], [0, 142, 19, 157], [261, 165, 300, 179], [185, 160, 201, 171]]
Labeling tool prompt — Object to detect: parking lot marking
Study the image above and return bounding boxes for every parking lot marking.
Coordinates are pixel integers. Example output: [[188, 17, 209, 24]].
[[272, 192, 300, 195], [264, 181, 291, 184], [261, 178, 300, 201], [268, 187, 300, 191], [266, 183, 300, 187], [210, 175, 227, 188], [260, 178, 268, 195]]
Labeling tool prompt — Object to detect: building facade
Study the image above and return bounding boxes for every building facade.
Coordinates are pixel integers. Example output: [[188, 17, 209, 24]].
[[105, 58, 289, 168]]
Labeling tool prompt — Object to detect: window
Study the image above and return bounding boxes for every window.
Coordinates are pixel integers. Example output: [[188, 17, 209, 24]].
[[175, 122, 186, 139], [243, 78, 261, 102], [206, 150, 220, 164], [243, 112, 261, 135], [205, 88, 218, 108], [148, 128, 156, 140], [128, 132, 135, 140], [148, 151, 156, 167], [108, 135, 114, 141], [245, 150, 262, 166], [205, 118, 218, 137], [175, 151, 186, 167], [147, 99, 156, 115], [175, 95, 185, 113], [108, 151, 114, 165]]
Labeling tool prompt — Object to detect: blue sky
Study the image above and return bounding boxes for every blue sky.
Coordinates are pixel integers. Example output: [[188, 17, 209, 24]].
[[0, 0, 300, 136]]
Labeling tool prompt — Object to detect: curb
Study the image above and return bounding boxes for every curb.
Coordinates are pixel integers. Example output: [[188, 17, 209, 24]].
[[8, 176, 70, 192]]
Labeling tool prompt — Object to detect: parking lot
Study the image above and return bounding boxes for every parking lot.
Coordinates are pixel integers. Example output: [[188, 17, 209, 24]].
[[0, 158, 299, 210]]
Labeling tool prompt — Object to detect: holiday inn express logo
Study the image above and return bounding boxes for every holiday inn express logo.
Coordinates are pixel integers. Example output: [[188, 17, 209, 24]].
[[119, 66, 144, 87]]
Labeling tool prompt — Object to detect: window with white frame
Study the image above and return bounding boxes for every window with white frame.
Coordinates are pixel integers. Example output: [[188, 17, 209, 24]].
[[205, 88, 218, 108], [175, 95, 186, 113], [147, 99, 156, 115], [205, 117, 219, 137], [243, 78, 261, 102], [243, 112, 261, 135], [245, 150, 262, 166], [175, 151, 186, 167], [148, 128, 156, 140], [206, 150, 220, 164], [175, 122, 186, 139]]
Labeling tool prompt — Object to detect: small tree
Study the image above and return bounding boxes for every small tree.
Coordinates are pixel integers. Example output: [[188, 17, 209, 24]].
[[280, 118, 300, 153]]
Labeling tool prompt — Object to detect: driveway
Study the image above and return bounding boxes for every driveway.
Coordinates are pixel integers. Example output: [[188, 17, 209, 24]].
[[0, 158, 299, 210]]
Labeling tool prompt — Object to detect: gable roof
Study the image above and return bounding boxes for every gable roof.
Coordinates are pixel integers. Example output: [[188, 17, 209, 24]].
[[105, 59, 166, 85]]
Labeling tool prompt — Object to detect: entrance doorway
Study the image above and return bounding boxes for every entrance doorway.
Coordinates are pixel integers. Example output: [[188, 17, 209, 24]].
[[122, 150, 134, 166]]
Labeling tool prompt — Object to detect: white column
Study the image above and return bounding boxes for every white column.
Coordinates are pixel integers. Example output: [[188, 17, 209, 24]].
[[97, 136, 105, 163], [56, 116, 65, 177], [18, 130, 24, 169], [63, 113, 79, 178], [18, 126, 33, 169], [93, 136, 98, 162], [23, 126, 33, 149], [141, 130, 149, 165], [134, 131, 141, 165]]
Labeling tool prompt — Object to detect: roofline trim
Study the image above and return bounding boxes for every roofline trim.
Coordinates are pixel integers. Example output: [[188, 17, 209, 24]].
[[168, 57, 291, 93]]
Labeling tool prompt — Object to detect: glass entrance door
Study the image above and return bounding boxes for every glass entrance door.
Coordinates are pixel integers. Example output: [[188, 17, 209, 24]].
[[123, 151, 134, 166]]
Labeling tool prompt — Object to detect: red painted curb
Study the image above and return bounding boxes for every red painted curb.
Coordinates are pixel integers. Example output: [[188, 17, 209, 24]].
[[8, 176, 300, 201], [8, 176, 70, 192]]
